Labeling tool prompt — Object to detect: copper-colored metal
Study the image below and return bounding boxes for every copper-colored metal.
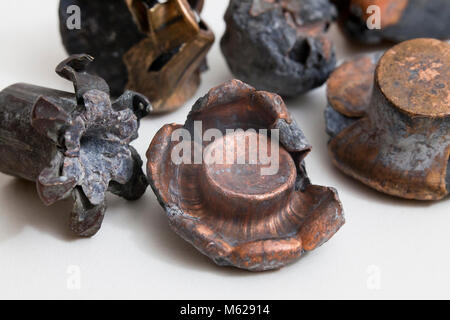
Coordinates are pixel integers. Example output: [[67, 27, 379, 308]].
[[325, 38, 450, 200], [327, 55, 377, 117], [349, 0, 408, 28], [147, 80, 345, 271], [124, 0, 214, 113], [333, 0, 450, 44], [59, 0, 214, 114]]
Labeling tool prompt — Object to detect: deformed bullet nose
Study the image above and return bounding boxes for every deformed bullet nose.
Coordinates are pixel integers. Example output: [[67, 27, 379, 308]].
[[325, 38, 450, 201]]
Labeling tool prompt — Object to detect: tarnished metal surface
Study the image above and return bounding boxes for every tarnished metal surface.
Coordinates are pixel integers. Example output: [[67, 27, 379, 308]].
[[327, 54, 379, 118], [124, 0, 214, 113], [325, 39, 450, 200], [221, 0, 336, 97], [0, 54, 150, 237], [333, 0, 450, 44], [147, 80, 345, 271], [377, 39, 450, 117], [59, 0, 213, 114]]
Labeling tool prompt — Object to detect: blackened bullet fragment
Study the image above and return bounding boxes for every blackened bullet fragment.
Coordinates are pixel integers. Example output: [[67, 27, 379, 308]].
[[325, 39, 450, 200], [333, 0, 450, 44], [221, 0, 336, 97], [59, 0, 214, 114], [147, 79, 345, 271], [0, 54, 150, 236]]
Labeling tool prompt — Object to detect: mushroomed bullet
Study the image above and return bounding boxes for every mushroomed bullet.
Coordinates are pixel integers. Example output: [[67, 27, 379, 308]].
[[147, 80, 345, 271], [0, 54, 151, 236], [325, 39, 450, 200]]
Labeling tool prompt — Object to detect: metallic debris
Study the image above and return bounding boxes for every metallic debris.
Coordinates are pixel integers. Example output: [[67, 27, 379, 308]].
[[333, 0, 450, 44], [325, 38, 450, 200], [0, 54, 150, 236], [221, 0, 336, 97], [147, 79, 345, 271], [59, 0, 214, 114]]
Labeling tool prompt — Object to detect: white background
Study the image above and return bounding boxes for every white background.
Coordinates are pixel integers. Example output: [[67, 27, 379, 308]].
[[0, 0, 448, 300]]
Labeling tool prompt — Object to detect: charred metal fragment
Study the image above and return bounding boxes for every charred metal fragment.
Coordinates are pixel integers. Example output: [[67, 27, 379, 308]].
[[221, 0, 337, 97], [59, 0, 213, 114], [0, 54, 150, 236], [325, 39, 450, 200], [147, 80, 345, 271], [333, 0, 450, 44]]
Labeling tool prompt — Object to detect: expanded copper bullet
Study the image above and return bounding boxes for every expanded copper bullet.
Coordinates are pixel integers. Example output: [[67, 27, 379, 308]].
[[147, 80, 345, 271], [325, 38, 450, 200], [0, 54, 150, 236], [221, 0, 337, 97], [59, 0, 214, 114], [333, 0, 450, 44]]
